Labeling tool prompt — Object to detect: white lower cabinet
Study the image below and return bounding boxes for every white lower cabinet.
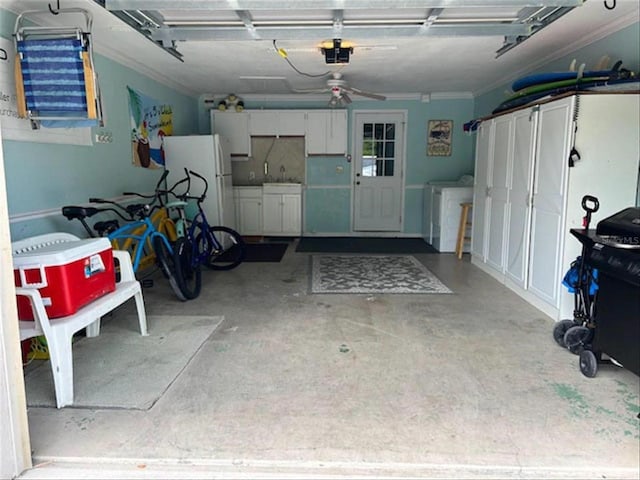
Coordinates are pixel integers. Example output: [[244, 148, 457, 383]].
[[234, 187, 263, 236], [262, 184, 302, 236], [472, 94, 640, 320]]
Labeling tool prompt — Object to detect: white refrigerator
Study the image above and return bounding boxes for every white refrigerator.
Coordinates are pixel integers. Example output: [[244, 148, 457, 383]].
[[164, 134, 236, 230]]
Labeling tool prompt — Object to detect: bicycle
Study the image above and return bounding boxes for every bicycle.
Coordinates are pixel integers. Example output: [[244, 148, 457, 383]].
[[62, 171, 193, 301], [167, 169, 245, 295]]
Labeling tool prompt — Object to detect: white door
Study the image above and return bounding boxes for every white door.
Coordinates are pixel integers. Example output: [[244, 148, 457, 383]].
[[528, 97, 574, 307], [353, 112, 405, 231], [505, 108, 537, 288], [471, 120, 493, 259], [485, 115, 512, 271]]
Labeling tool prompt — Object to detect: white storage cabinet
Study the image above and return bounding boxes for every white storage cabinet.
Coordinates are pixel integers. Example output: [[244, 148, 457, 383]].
[[471, 94, 640, 320], [262, 184, 302, 236], [305, 110, 348, 155], [234, 187, 263, 235], [212, 111, 250, 156]]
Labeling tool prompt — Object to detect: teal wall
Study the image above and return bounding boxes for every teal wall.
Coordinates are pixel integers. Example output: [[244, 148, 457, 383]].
[[475, 22, 640, 118], [203, 97, 475, 235], [1, 9, 199, 240]]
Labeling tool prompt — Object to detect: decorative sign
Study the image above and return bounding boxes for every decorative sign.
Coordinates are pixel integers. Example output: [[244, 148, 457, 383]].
[[0, 37, 91, 145], [427, 119, 453, 156], [127, 86, 173, 169]]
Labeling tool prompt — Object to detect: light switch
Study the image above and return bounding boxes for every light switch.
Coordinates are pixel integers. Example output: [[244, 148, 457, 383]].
[[336, 166, 344, 173]]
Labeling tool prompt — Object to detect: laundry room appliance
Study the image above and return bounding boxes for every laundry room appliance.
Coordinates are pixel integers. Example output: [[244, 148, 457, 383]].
[[423, 177, 474, 252]]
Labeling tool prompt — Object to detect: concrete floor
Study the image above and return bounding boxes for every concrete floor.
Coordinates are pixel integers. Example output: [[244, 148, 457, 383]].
[[22, 243, 640, 479]]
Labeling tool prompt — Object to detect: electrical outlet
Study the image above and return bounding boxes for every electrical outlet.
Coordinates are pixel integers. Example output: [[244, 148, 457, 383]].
[[336, 166, 344, 173], [94, 131, 113, 144], [249, 171, 255, 180]]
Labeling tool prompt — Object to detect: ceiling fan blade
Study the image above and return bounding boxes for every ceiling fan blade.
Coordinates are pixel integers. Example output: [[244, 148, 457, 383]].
[[344, 86, 386, 101], [291, 87, 330, 94], [340, 93, 352, 105]]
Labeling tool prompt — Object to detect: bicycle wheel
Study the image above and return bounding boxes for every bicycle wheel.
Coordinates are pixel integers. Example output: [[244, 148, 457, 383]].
[[152, 236, 187, 302], [201, 226, 246, 270], [173, 237, 202, 299]]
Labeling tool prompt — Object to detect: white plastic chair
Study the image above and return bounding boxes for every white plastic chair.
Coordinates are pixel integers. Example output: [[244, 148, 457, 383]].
[[13, 233, 147, 408]]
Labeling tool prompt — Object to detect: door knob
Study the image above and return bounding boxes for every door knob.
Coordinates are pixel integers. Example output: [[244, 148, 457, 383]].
[[356, 181, 360, 185], [356, 173, 361, 177]]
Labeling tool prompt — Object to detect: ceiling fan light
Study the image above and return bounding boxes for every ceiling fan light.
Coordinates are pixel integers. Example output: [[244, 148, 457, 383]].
[[328, 96, 339, 107]]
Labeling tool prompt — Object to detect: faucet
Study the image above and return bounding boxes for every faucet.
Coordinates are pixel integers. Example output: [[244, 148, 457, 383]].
[[280, 165, 286, 182]]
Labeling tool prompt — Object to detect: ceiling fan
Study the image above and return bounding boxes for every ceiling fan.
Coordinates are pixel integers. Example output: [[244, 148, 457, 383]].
[[293, 72, 386, 106]]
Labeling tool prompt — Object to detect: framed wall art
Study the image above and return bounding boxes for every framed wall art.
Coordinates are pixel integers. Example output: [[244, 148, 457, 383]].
[[427, 119, 453, 156]]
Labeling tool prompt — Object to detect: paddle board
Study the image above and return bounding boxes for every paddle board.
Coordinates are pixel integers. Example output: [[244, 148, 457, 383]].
[[508, 76, 611, 100], [511, 60, 624, 92], [493, 77, 639, 115]]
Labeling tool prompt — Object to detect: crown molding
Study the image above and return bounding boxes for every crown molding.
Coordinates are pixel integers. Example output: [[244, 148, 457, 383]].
[[204, 92, 475, 103], [428, 92, 475, 100], [474, 13, 639, 97]]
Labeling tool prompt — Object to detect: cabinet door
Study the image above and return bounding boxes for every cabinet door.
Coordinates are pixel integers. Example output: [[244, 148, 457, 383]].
[[485, 115, 511, 272], [238, 197, 263, 235], [262, 194, 283, 234], [305, 111, 327, 154], [212, 112, 250, 155], [528, 97, 574, 307], [278, 111, 306, 136], [249, 111, 278, 136], [281, 194, 301, 234], [471, 120, 493, 260], [326, 110, 347, 154], [505, 108, 537, 288]]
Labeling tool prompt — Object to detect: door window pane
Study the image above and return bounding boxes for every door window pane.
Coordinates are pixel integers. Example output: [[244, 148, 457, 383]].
[[375, 141, 384, 158], [384, 142, 395, 158], [363, 123, 373, 139], [362, 157, 377, 177], [384, 160, 394, 176], [374, 123, 384, 140], [385, 124, 395, 140]]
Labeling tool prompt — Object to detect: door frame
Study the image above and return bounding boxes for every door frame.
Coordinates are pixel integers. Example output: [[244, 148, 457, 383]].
[[0, 126, 32, 478], [350, 109, 408, 235]]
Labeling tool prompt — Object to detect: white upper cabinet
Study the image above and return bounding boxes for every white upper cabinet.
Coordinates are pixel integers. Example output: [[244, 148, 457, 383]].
[[305, 110, 348, 155], [249, 110, 306, 136], [211, 111, 250, 156]]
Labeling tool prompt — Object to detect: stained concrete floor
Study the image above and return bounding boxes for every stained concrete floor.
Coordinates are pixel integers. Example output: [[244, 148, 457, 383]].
[[21, 243, 640, 479]]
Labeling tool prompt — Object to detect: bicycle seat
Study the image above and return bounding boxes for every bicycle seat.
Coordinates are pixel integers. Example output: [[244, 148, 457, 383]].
[[62, 206, 101, 220], [126, 204, 147, 216], [93, 220, 119, 236]]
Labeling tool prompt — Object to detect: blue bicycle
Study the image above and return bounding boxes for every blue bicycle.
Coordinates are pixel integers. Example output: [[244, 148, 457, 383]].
[[167, 169, 245, 294], [62, 171, 194, 301]]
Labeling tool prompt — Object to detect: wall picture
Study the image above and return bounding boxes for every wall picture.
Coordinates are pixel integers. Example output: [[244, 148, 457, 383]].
[[128, 86, 173, 169], [427, 120, 453, 156]]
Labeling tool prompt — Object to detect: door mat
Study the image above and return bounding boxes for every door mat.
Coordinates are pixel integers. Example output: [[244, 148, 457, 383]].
[[311, 255, 452, 294], [243, 242, 289, 262], [24, 315, 223, 410], [297, 237, 438, 254]]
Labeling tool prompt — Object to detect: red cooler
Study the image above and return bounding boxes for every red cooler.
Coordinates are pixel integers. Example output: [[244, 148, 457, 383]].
[[13, 238, 116, 320]]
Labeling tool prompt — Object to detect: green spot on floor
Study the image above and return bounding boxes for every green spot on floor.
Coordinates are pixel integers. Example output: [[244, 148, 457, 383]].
[[624, 402, 639, 415], [624, 430, 633, 436], [551, 383, 589, 418], [596, 406, 615, 416]]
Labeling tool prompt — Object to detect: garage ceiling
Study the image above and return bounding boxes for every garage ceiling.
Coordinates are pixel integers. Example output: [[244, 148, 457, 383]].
[[4, 1, 639, 98]]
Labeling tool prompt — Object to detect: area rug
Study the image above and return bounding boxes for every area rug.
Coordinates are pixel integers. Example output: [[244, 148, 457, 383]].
[[24, 314, 223, 410], [311, 255, 452, 294], [297, 237, 438, 254]]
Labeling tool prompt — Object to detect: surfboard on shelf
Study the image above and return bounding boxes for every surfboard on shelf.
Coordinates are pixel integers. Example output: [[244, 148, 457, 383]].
[[508, 76, 612, 100], [511, 59, 625, 92], [492, 77, 639, 115]]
